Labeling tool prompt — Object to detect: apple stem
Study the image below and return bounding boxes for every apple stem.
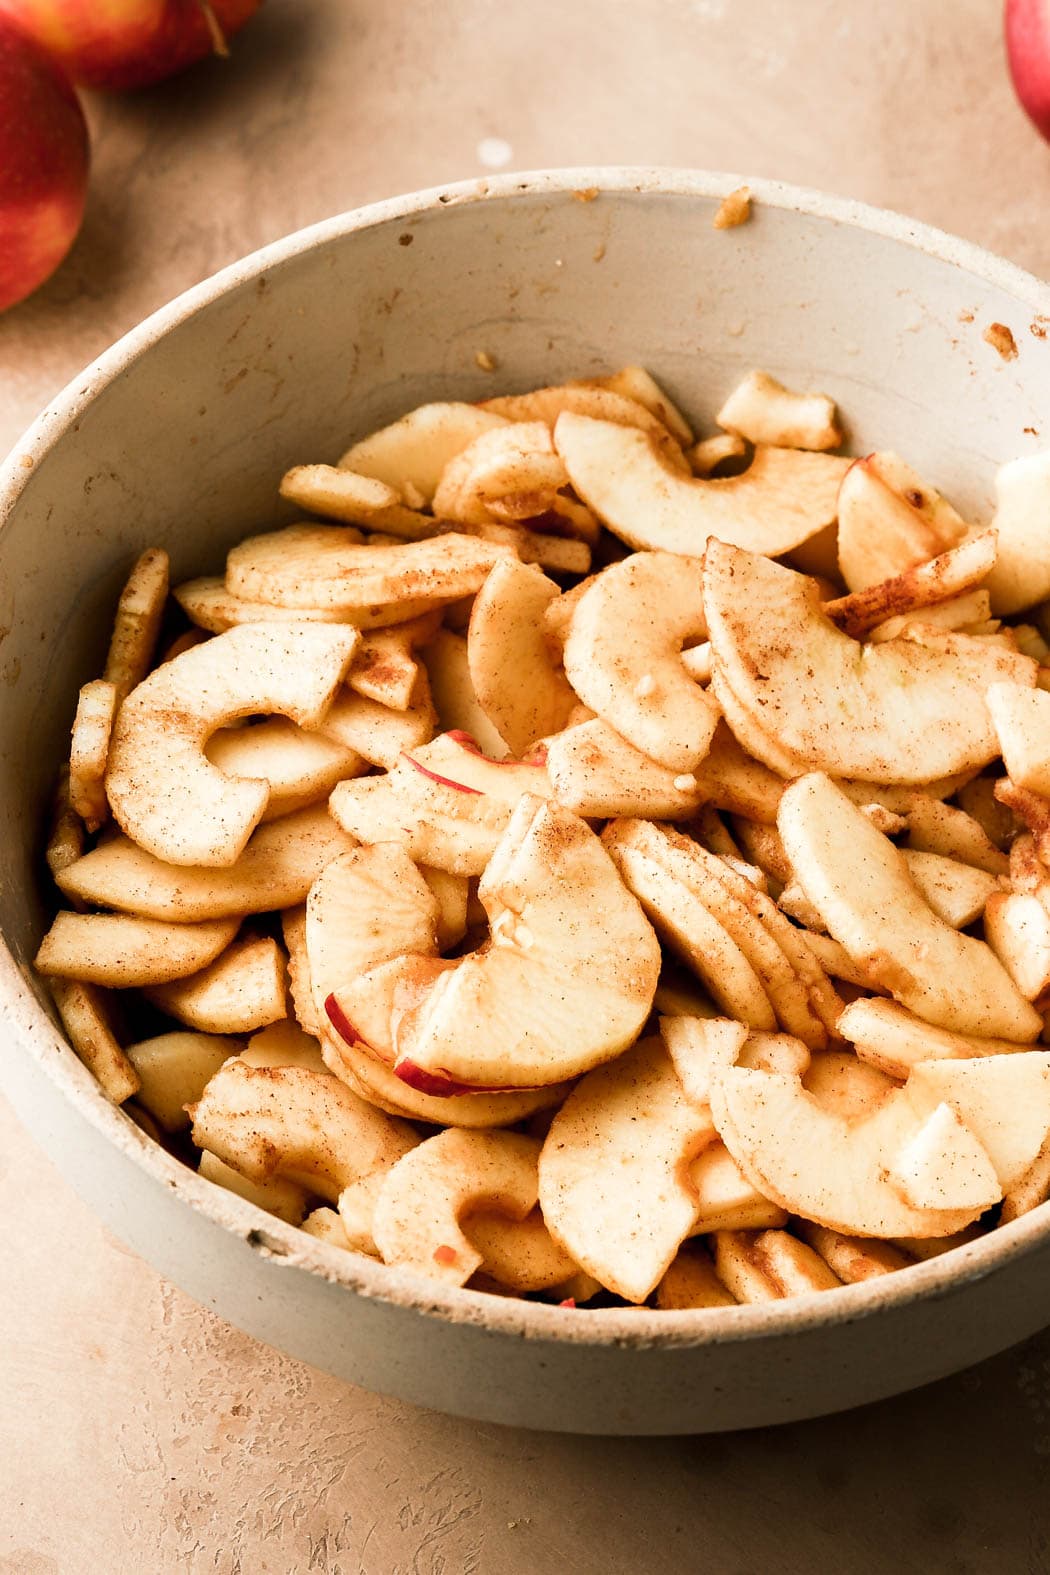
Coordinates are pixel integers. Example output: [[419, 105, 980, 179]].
[[198, 0, 230, 58]]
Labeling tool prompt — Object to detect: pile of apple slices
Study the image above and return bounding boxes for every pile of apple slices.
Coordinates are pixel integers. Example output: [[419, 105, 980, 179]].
[[35, 362, 1050, 1312]]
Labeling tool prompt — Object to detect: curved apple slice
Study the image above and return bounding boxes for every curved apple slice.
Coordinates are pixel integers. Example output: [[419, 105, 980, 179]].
[[423, 627, 510, 759], [432, 422, 569, 525], [225, 526, 512, 612], [538, 1035, 717, 1302], [463, 1209, 578, 1292], [587, 366, 695, 445], [838, 997, 1032, 1080], [545, 718, 704, 819], [656, 1244, 738, 1309], [562, 551, 718, 772], [106, 622, 358, 867], [280, 465, 440, 541], [795, 1222, 911, 1283], [467, 559, 576, 756], [317, 673, 436, 769], [241, 1021, 329, 1074], [389, 795, 661, 1089], [554, 412, 849, 556], [339, 402, 510, 502], [199, 1150, 308, 1225], [824, 531, 997, 640], [371, 1129, 542, 1287], [189, 1058, 418, 1204], [779, 773, 1041, 1042], [125, 1031, 237, 1131], [836, 451, 969, 592], [985, 452, 1050, 614], [174, 576, 439, 633], [712, 1068, 994, 1237], [704, 541, 1036, 783], [906, 1053, 1050, 1191], [146, 934, 287, 1035], [481, 384, 689, 468], [48, 979, 138, 1106], [55, 805, 356, 921], [205, 716, 365, 820], [687, 1143, 788, 1234], [35, 912, 238, 988]]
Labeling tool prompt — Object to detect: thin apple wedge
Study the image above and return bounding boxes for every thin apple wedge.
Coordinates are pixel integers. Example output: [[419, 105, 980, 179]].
[[716, 370, 841, 451], [562, 551, 717, 772], [986, 681, 1050, 798], [538, 1035, 717, 1302], [422, 628, 510, 759], [316, 674, 436, 769], [693, 722, 786, 824], [198, 1150, 308, 1226], [125, 1030, 238, 1131], [779, 774, 1041, 1041], [660, 1016, 811, 1111], [48, 979, 139, 1105], [339, 402, 509, 502], [905, 1054, 1050, 1191], [824, 531, 998, 640], [712, 1067, 994, 1237], [902, 794, 1010, 877], [836, 452, 970, 592], [370, 1129, 542, 1287], [189, 1058, 418, 1204], [687, 1142, 788, 1234], [280, 464, 439, 540], [467, 559, 576, 755], [705, 542, 1035, 783], [106, 622, 358, 867], [867, 588, 991, 644], [205, 716, 365, 820], [55, 805, 357, 921], [146, 934, 287, 1035], [463, 1209, 578, 1293], [984, 891, 1050, 999], [985, 452, 1050, 615], [481, 383, 689, 467], [554, 412, 849, 556], [802, 1050, 898, 1122], [656, 1244, 738, 1309], [349, 612, 442, 711], [888, 1102, 1001, 1212], [586, 366, 695, 445], [104, 547, 170, 702], [225, 525, 512, 613], [838, 997, 1032, 1079], [545, 719, 703, 819], [382, 796, 660, 1089], [68, 678, 117, 832], [432, 421, 569, 526], [712, 1230, 843, 1302], [174, 575, 437, 633], [35, 913, 239, 988], [794, 1222, 911, 1283]]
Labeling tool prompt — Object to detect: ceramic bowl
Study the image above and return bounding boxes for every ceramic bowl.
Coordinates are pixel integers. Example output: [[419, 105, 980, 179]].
[[3, 169, 1050, 1436]]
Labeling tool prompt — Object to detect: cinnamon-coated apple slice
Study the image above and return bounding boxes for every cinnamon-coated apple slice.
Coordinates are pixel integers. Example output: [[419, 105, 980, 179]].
[[280, 464, 441, 540], [538, 1035, 717, 1302], [562, 551, 717, 772], [463, 1209, 579, 1293], [125, 1030, 238, 1131], [687, 1142, 788, 1234], [716, 370, 841, 451], [316, 672, 436, 769], [835, 451, 970, 592], [711, 1230, 843, 1302], [174, 575, 438, 633], [371, 1129, 543, 1287], [104, 547, 170, 703], [106, 622, 358, 867], [480, 383, 689, 467], [779, 773, 1041, 1041], [906, 1053, 1050, 1190], [554, 412, 849, 556], [35, 912, 238, 988], [431, 422, 568, 525], [340, 402, 509, 502], [385, 795, 660, 1090], [146, 934, 287, 1036], [467, 559, 576, 756], [986, 681, 1050, 797], [981, 453, 1050, 614], [545, 718, 704, 819], [47, 978, 139, 1106], [240, 1020, 329, 1074], [656, 1244, 738, 1309], [349, 612, 442, 710], [705, 541, 1036, 783], [837, 997, 1031, 1080], [422, 627, 510, 758], [205, 716, 365, 820], [824, 531, 997, 639]]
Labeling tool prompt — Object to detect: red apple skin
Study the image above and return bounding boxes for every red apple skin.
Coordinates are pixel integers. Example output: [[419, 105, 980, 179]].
[[400, 750, 484, 795], [1006, 0, 1050, 141], [0, 15, 88, 312], [0, 0, 261, 92]]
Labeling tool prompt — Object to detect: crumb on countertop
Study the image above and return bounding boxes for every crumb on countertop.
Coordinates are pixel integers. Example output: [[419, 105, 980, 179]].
[[713, 186, 752, 230], [983, 322, 1018, 361]]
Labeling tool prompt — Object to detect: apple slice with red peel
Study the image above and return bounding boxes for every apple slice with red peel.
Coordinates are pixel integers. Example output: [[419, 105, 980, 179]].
[[387, 795, 661, 1089], [554, 412, 849, 557], [329, 768, 510, 877], [402, 732, 550, 801], [835, 452, 970, 592]]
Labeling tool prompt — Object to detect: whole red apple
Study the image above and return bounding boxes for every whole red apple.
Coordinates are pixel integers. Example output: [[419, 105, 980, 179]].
[[0, 0, 262, 92], [1005, 0, 1050, 142], [0, 14, 88, 313]]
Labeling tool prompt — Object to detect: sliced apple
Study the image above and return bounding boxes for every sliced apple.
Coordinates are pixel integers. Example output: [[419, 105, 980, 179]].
[[189, 1058, 418, 1203], [422, 627, 510, 758], [225, 525, 512, 613], [659, 1015, 749, 1109], [198, 1149, 308, 1226], [801, 1050, 897, 1122], [586, 366, 695, 445], [174, 575, 438, 633], [317, 673, 436, 769], [349, 611, 442, 711], [562, 551, 717, 772], [240, 1020, 328, 1074], [300, 1207, 356, 1252], [280, 463, 444, 542], [712, 1067, 993, 1237], [463, 1209, 578, 1292], [838, 996, 1031, 1080], [432, 422, 569, 525], [106, 622, 358, 867], [825, 531, 998, 640], [794, 1222, 911, 1283], [693, 723, 786, 825], [370, 1129, 541, 1286], [467, 559, 576, 755], [554, 412, 849, 556], [905, 1053, 1050, 1190], [45, 768, 85, 890], [469, 519, 591, 577], [985, 452, 1050, 614], [48, 978, 139, 1105], [146, 935, 287, 1035], [545, 718, 703, 819], [656, 1243, 738, 1309], [902, 794, 1010, 877], [889, 1102, 1001, 1212], [329, 767, 506, 878], [538, 1035, 717, 1302], [688, 1142, 788, 1234], [986, 681, 1050, 798], [836, 452, 970, 592], [1001, 1139, 1050, 1223], [716, 370, 841, 451], [711, 1230, 842, 1302], [984, 891, 1050, 999], [205, 716, 365, 820], [367, 796, 660, 1090], [69, 678, 117, 832], [688, 433, 749, 478], [868, 588, 991, 644], [56, 805, 356, 921], [104, 547, 170, 702], [339, 402, 509, 501], [481, 382, 689, 466], [779, 774, 1041, 1041], [35, 913, 238, 988], [125, 1030, 238, 1131], [705, 542, 1035, 784]]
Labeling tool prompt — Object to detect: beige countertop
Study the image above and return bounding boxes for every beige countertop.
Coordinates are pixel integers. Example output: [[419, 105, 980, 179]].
[[4, 2, 1050, 1569]]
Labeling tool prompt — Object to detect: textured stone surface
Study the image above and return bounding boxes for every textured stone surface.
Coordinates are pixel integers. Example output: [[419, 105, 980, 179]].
[[5, 0, 1050, 1568]]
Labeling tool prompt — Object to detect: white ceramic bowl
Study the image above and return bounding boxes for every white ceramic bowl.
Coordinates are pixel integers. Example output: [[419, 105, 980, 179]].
[[4, 169, 1050, 1436]]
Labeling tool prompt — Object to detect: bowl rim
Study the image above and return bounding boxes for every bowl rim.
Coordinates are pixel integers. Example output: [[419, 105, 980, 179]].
[[4, 164, 1050, 1352]]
